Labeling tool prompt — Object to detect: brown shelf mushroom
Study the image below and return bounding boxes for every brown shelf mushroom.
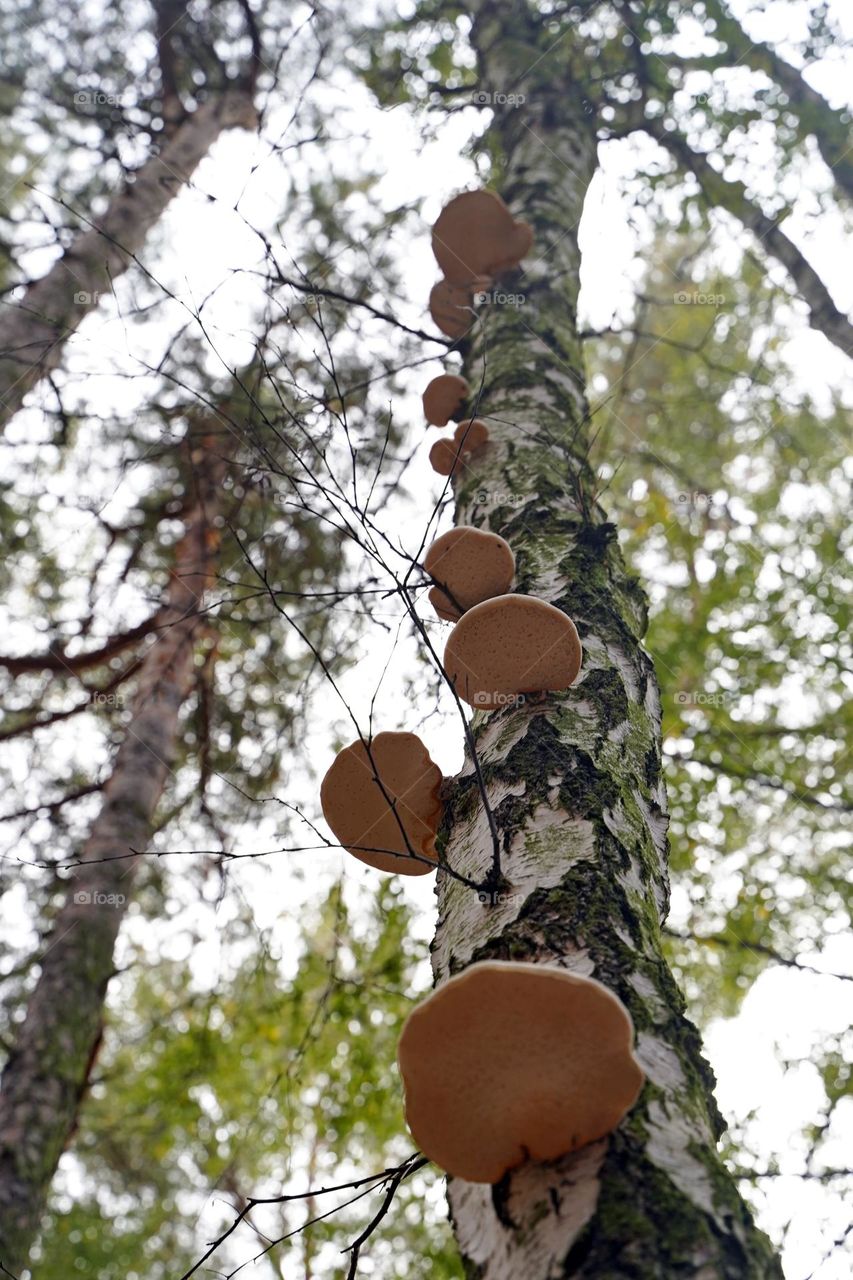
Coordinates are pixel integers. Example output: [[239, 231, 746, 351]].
[[429, 280, 475, 339], [424, 526, 515, 620], [398, 961, 644, 1184], [320, 731, 442, 876], [428, 418, 490, 477], [443, 595, 581, 708], [432, 190, 534, 286], [427, 586, 462, 623], [423, 373, 470, 427]]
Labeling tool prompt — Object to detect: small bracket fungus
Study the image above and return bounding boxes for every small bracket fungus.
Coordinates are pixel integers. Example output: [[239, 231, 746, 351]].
[[398, 961, 644, 1184], [428, 418, 490, 477], [429, 280, 475, 339], [427, 586, 462, 624], [320, 731, 442, 875], [443, 595, 581, 708], [432, 190, 534, 286], [424, 526, 515, 620], [422, 373, 470, 427]]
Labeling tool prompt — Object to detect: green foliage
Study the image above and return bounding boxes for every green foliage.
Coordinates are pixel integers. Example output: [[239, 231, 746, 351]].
[[35, 882, 462, 1279], [587, 236, 851, 1023], [2, 0, 851, 1275]]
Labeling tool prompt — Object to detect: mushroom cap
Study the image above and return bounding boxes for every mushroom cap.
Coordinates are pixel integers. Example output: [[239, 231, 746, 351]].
[[443, 595, 581, 708], [429, 281, 474, 339], [432, 190, 534, 286], [424, 526, 515, 619], [319, 731, 442, 876], [428, 419, 490, 477], [488, 220, 534, 276], [423, 374, 470, 427], [398, 961, 644, 1183]]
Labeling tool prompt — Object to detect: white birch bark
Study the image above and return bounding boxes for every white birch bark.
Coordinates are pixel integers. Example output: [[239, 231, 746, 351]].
[[430, 3, 784, 1275]]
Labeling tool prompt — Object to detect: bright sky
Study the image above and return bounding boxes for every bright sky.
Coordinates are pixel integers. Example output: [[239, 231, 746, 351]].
[[2, 0, 852, 1276]]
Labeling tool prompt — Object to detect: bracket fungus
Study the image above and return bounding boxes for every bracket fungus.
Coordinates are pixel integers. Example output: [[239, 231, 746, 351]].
[[424, 526, 515, 621], [397, 961, 644, 1184], [422, 373, 470, 427], [428, 418, 490, 477], [443, 595, 581, 708], [429, 280, 475, 339], [320, 731, 442, 876], [432, 190, 533, 286], [427, 587, 463, 624]]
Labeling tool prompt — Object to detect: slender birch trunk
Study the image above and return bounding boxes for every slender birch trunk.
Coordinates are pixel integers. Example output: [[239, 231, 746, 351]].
[[0, 423, 231, 1273], [433, 4, 783, 1275], [0, 91, 256, 434]]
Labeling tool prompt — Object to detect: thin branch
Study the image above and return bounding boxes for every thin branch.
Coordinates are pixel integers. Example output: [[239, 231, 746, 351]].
[[344, 1155, 428, 1280], [665, 927, 853, 983], [176, 1159, 421, 1280]]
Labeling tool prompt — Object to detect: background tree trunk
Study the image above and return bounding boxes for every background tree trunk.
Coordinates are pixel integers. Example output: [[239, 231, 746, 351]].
[[432, 4, 784, 1275], [0, 420, 233, 1273], [0, 92, 257, 435]]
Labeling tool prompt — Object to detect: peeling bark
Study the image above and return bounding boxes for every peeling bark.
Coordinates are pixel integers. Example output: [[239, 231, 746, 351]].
[[0, 91, 257, 434], [431, 3, 784, 1275], [0, 425, 232, 1273]]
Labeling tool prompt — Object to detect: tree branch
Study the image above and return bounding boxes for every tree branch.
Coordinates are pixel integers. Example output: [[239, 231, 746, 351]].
[[665, 927, 853, 983], [701, 0, 853, 202], [0, 614, 160, 677], [643, 119, 853, 359], [666, 750, 851, 813]]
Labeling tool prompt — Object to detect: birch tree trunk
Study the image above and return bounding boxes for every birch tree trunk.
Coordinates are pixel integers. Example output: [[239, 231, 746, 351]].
[[0, 91, 257, 435], [432, 5, 783, 1276], [0, 423, 231, 1273]]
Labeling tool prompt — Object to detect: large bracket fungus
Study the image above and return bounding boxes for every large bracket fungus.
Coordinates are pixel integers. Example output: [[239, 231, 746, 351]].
[[424, 526, 515, 622], [432, 190, 533, 286], [398, 961, 644, 1184], [428, 418, 490, 477], [422, 373, 470, 427], [320, 731, 443, 875], [443, 595, 582, 708]]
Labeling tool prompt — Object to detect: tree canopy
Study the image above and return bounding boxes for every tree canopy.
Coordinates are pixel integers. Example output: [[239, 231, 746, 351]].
[[0, 0, 850, 1276]]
